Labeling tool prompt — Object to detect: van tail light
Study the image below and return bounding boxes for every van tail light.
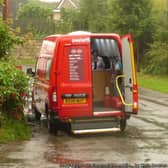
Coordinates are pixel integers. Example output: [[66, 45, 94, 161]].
[[133, 84, 138, 114], [52, 91, 57, 102], [133, 102, 138, 110]]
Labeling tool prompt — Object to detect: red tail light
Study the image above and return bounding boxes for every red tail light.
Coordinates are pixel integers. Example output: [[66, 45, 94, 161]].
[[133, 84, 138, 113], [52, 91, 57, 102]]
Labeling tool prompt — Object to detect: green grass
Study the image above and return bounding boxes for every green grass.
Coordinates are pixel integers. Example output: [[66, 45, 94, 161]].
[[15, 58, 36, 65], [138, 73, 168, 94], [0, 117, 31, 144]]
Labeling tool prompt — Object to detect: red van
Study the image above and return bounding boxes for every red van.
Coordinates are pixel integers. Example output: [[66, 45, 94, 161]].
[[32, 31, 138, 134]]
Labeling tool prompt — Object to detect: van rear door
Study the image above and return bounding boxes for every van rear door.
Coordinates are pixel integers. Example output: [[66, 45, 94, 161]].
[[57, 39, 93, 119], [121, 34, 138, 114]]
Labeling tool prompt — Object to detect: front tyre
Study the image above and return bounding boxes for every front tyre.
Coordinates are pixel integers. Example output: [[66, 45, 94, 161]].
[[47, 110, 58, 135], [32, 106, 41, 121]]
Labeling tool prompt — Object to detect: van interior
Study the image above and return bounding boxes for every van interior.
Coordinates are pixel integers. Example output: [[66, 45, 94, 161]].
[[91, 38, 123, 112]]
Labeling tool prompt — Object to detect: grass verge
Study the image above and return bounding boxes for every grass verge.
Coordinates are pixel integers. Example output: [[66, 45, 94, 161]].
[[15, 58, 36, 65], [0, 117, 31, 144], [138, 73, 168, 94]]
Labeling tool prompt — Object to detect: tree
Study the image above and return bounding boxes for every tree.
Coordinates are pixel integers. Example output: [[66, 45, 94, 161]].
[[144, 41, 168, 75], [143, 9, 168, 75], [107, 0, 155, 69], [0, 20, 19, 58], [56, 8, 77, 33], [79, 0, 109, 32], [154, 10, 168, 43], [57, 0, 109, 33], [15, 1, 56, 37]]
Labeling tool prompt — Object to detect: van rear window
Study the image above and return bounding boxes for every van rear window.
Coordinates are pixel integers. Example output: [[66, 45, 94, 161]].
[[91, 38, 120, 57]]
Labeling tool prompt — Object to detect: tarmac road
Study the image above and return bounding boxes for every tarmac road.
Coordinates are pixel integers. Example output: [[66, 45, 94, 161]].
[[0, 88, 168, 168]]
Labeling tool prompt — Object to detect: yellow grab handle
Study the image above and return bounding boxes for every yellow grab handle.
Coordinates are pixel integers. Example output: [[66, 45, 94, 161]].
[[115, 75, 133, 106]]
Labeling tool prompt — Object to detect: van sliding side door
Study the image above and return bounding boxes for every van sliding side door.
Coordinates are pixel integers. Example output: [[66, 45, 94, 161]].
[[121, 34, 138, 114]]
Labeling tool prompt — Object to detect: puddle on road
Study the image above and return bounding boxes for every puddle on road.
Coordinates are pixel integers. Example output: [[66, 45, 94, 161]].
[[0, 123, 143, 166], [43, 127, 144, 164], [49, 154, 85, 165], [0, 121, 168, 166]]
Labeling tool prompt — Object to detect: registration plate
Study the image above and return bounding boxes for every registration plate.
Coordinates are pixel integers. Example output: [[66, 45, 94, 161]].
[[63, 98, 87, 104]]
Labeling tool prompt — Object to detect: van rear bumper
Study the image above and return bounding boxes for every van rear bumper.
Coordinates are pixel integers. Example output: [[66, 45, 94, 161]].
[[52, 106, 124, 121], [71, 116, 120, 134]]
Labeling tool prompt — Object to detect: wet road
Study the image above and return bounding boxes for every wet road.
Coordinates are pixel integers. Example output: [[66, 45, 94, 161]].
[[0, 98, 168, 167]]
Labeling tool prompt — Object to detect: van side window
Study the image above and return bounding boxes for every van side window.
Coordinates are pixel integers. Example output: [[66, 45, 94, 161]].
[[36, 57, 46, 78], [46, 58, 52, 80]]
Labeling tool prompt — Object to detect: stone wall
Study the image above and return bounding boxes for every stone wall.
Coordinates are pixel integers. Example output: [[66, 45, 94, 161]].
[[11, 40, 42, 60]]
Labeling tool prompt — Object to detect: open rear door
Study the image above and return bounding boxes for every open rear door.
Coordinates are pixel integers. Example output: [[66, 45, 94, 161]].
[[121, 34, 138, 114]]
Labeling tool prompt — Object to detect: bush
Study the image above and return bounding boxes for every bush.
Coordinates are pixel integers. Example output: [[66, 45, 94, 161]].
[[0, 62, 29, 119], [0, 20, 20, 58], [0, 117, 31, 143], [143, 41, 168, 75]]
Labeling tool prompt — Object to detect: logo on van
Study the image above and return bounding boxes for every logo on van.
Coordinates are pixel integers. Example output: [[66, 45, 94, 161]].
[[72, 38, 90, 43]]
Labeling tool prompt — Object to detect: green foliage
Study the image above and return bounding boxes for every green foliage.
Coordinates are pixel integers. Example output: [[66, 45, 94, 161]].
[[108, 0, 153, 35], [143, 42, 168, 75], [0, 20, 20, 58], [143, 10, 168, 75], [58, 0, 109, 33], [79, 0, 109, 32], [0, 62, 29, 118], [15, 1, 56, 37], [154, 10, 168, 43], [56, 9, 76, 33], [138, 73, 168, 93], [152, 0, 168, 12], [15, 58, 36, 65], [107, 0, 155, 68], [0, 117, 31, 143]]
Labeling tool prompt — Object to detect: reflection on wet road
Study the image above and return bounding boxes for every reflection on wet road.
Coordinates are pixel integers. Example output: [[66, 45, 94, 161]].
[[0, 99, 168, 167]]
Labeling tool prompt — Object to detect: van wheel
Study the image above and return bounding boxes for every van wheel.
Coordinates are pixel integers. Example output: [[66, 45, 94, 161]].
[[120, 118, 127, 132], [32, 106, 41, 121], [47, 112, 58, 135]]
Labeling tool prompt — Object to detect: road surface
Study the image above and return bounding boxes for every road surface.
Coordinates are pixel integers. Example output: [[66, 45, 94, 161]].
[[0, 89, 168, 168]]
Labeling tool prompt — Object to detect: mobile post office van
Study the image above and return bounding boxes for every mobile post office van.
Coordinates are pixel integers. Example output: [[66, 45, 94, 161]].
[[32, 31, 138, 134]]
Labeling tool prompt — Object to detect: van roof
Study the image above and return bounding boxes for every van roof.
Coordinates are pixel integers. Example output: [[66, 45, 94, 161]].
[[45, 31, 120, 41]]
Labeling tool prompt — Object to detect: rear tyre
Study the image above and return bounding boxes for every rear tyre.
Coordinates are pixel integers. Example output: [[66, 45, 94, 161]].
[[120, 118, 127, 132], [47, 111, 58, 135]]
